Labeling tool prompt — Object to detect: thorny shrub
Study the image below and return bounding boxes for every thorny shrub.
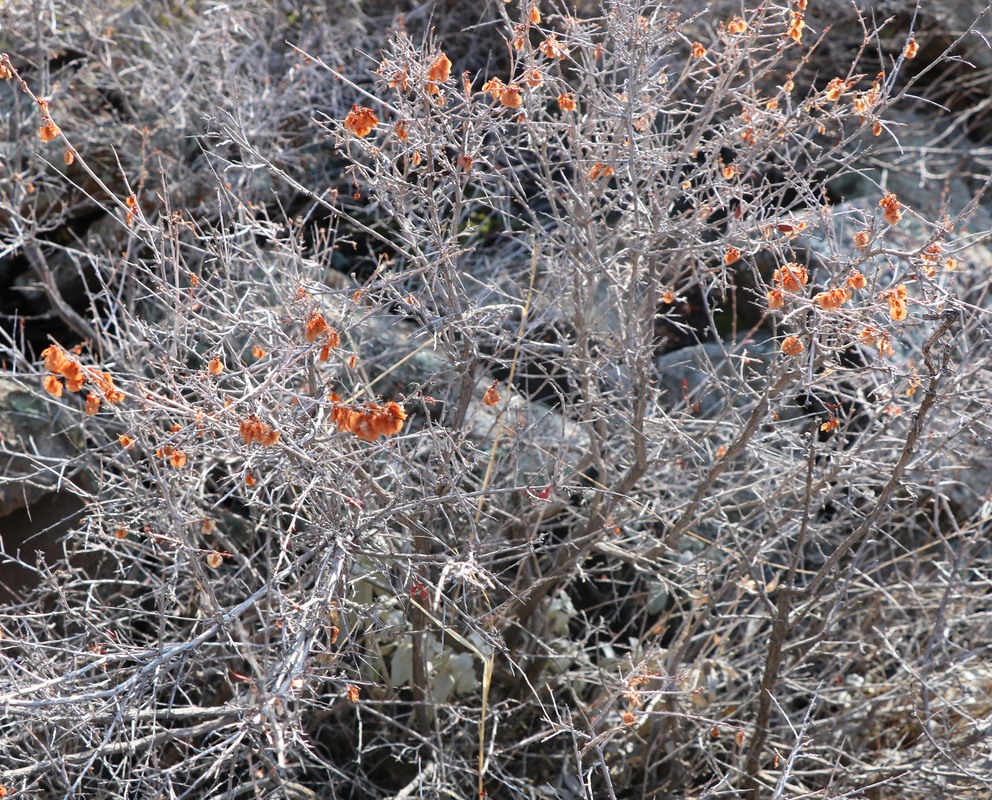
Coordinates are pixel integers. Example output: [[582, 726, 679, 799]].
[[1, 1, 991, 798]]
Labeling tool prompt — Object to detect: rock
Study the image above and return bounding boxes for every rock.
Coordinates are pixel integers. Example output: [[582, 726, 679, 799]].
[[0, 378, 87, 602], [0, 378, 82, 517]]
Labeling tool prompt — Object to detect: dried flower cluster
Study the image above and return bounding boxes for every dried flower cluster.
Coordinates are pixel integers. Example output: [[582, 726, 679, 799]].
[[727, 16, 748, 35], [41, 344, 125, 406], [772, 262, 809, 292], [883, 284, 909, 321], [155, 444, 188, 469], [304, 310, 341, 361], [239, 415, 281, 446], [37, 98, 60, 142], [785, 10, 804, 44], [813, 287, 852, 310], [879, 191, 903, 225], [330, 394, 407, 442], [426, 53, 452, 95], [482, 77, 523, 108], [824, 77, 848, 102]]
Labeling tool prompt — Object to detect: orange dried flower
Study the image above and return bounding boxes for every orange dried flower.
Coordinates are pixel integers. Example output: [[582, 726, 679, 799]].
[[847, 271, 867, 290], [457, 153, 473, 170], [239, 415, 280, 446], [944, 256, 958, 271], [727, 16, 748, 35], [766, 289, 785, 310], [820, 417, 840, 432], [60, 361, 83, 384], [305, 310, 329, 343], [587, 163, 615, 179], [394, 120, 409, 142], [92, 371, 125, 403], [252, 345, 266, 358], [773, 263, 809, 292], [387, 68, 410, 92], [690, 42, 707, 59], [724, 247, 741, 264], [427, 53, 452, 85], [125, 193, 139, 226], [824, 77, 846, 102], [39, 119, 60, 142], [785, 11, 804, 43], [722, 165, 736, 179], [245, 472, 257, 487], [813, 287, 851, 310], [879, 192, 902, 225], [347, 684, 360, 703], [482, 77, 506, 100], [483, 381, 501, 407], [884, 284, 909, 321], [169, 450, 188, 469], [85, 393, 101, 416], [206, 551, 224, 569], [41, 343, 88, 389], [208, 357, 223, 375], [499, 84, 522, 108], [539, 34, 568, 59], [119, 434, 135, 449], [64, 148, 74, 166], [781, 335, 804, 356], [43, 375, 63, 397], [523, 67, 544, 88], [557, 93, 576, 111], [529, 2, 541, 23], [859, 326, 880, 346], [662, 290, 676, 304], [41, 344, 68, 374], [343, 105, 378, 137], [113, 528, 128, 540], [331, 397, 407, 441], [853, 230, 871, 250], [904, 37, 919, 59]]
